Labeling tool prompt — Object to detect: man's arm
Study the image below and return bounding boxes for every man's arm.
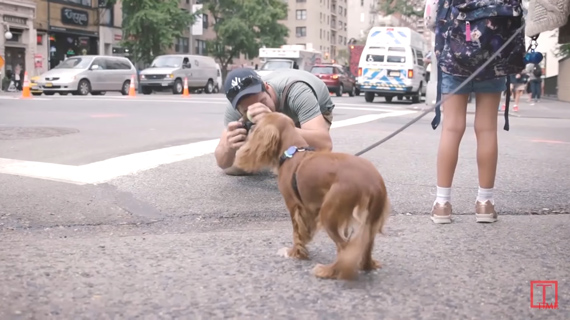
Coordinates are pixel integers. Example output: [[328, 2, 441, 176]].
[[214, 104, 249, 174], [288, 83, 333, 151]]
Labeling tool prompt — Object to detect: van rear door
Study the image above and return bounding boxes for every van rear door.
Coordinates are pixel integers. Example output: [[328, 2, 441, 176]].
[[361, 46, 410, 92]]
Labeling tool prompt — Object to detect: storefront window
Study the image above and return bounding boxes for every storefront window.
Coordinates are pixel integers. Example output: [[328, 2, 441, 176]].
[[49, 33, 98, 69]]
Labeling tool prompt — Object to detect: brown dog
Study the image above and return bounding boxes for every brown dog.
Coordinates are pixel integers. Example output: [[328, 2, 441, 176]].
[[234, 112, 390, 280]]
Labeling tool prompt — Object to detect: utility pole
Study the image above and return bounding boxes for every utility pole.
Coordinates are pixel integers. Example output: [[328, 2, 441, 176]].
[[47, 0, 51, 69]]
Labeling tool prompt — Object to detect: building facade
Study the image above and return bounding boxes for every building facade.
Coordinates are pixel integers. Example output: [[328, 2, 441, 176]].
[[283, 0, 348, 62], [346, 0, 376, 42], [34, 0, 100, 71], [0, 0, 37, 79], [98, 0, 124, 57]]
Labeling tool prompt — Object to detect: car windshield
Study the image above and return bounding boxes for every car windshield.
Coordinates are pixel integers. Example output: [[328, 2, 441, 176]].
[[151, 56, 182, 68], [311, 66, 334, 74], [55, 57, 93, 69], [260, 61, 292, 70]]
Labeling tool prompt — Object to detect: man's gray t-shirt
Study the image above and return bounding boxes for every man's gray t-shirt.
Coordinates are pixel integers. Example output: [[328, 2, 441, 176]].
[[223, 69, 335, 127]]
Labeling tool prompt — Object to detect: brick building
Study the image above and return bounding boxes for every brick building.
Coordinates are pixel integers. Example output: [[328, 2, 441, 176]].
[[0, 0, 38, 78]]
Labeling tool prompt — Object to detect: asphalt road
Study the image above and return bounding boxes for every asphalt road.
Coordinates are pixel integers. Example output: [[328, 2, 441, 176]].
[[0, 92, 568, 319]]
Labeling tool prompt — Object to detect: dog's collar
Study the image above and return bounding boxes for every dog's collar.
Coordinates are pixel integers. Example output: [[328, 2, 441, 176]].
[[279, 146, 315, 166]]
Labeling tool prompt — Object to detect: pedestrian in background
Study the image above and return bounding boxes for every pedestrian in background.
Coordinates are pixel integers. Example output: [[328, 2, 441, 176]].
[[526, 62, 542, 105], [426, 0, 526, 224], [510, 71, 528, 112]]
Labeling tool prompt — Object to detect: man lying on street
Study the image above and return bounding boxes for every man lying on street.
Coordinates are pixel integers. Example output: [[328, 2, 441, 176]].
[[214, 68, 335, 176]]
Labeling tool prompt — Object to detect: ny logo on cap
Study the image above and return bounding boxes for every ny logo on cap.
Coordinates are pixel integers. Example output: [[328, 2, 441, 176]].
[[231, 77, 243, 90]]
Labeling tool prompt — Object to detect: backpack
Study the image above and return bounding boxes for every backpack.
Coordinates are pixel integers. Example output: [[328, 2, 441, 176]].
[[533, 64, 542, 78], [434, 0, 526, 80]]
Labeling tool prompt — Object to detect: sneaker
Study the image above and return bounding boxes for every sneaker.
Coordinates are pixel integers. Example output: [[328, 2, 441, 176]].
[[475, 200, 498, 223], [513, 105, 519, 112], [431, 202, 452, 224]]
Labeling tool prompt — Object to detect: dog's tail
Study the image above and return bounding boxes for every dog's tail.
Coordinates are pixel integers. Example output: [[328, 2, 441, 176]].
[[335, 197, 374, 280]]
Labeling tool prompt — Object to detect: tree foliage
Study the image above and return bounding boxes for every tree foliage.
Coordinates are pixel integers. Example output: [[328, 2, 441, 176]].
[[375, 0, 423, 18], [200, 0, 289, 76], [106, 0, 198, 65], [556, 43, 570, 58]]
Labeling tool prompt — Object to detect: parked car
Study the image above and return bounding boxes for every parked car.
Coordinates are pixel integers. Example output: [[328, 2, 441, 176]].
[[310, 63, 356, 97], [343, 65, 360, 96], [35, 55, 138, 96], [139, 54, 218, 95], [30, 76, 43, 96]]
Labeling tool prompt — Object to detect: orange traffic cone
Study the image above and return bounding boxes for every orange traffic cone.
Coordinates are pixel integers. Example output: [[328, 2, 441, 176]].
[[128, 75, 136, 97], [182, 77, 190, 97], [21, 71, 31, 99]]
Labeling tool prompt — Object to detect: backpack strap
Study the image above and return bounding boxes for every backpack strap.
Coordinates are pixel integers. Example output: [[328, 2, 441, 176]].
[[278, 79, 331, 125], [504, 77, 510, 131], [431, 65, 443, 130]]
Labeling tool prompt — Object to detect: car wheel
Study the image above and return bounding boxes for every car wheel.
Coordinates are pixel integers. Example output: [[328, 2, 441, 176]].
[[336, 84, 344, 97], [412, 84, 422, 103], [205, 80, 214, 94], [364, 92, 375, 103], [172, 79, 183, 94], [121, 80, 131, 95], [141, 86, 153, 95], [385, 96, 393, 103], [213, 84, 219, 93], [348, 85, 355, 97], [77, 79, 91, 96], [355, 88, 360, 96]]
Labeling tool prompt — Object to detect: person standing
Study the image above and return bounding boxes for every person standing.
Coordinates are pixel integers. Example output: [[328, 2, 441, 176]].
[[510, 71, 528, 112], [428, 0, 526, 224], [526, 63, 542, 104]]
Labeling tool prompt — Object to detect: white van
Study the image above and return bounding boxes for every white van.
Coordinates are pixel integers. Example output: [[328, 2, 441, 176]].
[[139, 54, 218, 94], [358, 27, 428, 103]]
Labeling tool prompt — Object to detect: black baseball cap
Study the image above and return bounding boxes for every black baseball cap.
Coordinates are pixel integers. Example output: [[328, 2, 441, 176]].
[[224, 68, 264, 109]]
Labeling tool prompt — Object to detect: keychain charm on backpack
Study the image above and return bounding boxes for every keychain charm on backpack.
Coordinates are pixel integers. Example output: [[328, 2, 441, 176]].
[[525, 36, 543, 65]]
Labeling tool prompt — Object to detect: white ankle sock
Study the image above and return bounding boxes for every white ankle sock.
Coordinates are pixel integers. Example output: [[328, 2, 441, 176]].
[[477, 187, 494, 204], [435, 186, 451, 205]]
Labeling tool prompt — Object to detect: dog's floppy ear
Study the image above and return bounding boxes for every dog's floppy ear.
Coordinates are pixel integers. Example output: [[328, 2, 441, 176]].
[[234, 123, 281, 172]]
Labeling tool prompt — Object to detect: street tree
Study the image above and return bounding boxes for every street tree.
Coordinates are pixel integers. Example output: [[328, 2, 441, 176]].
[[200, 0, 289, 77], [106, 0, 198, 65]]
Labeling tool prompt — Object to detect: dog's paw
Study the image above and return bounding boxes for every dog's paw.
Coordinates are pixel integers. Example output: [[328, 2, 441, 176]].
[[277, 247, 290, 258], [312, 264, 338, 279], [277, 246, 309, 259], [361, 258, 382, 271]]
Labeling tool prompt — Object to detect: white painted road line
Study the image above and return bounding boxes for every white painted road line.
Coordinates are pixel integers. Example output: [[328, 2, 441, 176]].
[[0, 111, 417, 185]]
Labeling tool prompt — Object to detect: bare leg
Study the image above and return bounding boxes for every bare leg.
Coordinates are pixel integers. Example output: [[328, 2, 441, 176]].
[[436, 94, 469, 188], [474, 93, 501, 189]]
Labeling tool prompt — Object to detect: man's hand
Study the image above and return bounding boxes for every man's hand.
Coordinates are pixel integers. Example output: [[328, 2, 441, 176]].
[[225, 121, 248, 151], [246, 103, 272, 123]]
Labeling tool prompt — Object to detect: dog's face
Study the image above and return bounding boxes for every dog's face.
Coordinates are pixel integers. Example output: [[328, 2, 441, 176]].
[[234, 113, 295, 172]]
